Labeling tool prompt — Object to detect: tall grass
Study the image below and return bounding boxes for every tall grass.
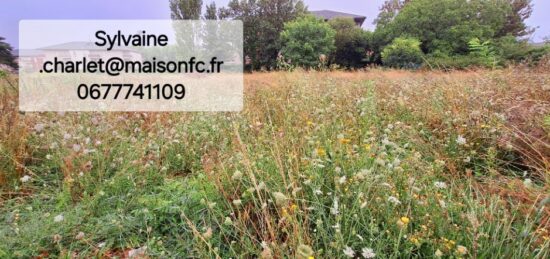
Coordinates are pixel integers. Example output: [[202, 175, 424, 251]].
[[0, 69, 549, 258]]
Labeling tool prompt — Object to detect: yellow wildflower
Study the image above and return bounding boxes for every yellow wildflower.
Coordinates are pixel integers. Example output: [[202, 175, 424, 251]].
[[456, 245, 468, 255], [339, 138, 351, 144], [364, 144, 371, 151], [315, 148, 326, 157]]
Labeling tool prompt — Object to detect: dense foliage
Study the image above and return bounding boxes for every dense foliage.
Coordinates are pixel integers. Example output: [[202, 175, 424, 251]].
[[221, 0, 307, 70], [0, 37, 17, 71], [381, 37, 423, 68], [167, 0, 548, 70], [371, 0, 547, 69], [279, 16, 336, 69], [328, 18, 372, 69]]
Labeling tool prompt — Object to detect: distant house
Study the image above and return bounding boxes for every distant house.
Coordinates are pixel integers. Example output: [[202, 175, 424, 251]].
[[311, 10, 367, 27], [16, 42, 142, 71]]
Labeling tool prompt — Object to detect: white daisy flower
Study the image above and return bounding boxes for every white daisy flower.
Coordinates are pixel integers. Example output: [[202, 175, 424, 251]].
[[343, 246, 355, 258], [20, 175, 31, 183], [54, 214, 64, 222], [434, 181, 447, 189], [388, 196, 401, 205], [338, 175, 347, 184], [456, 135, 467, 145], [362, 247, 376, 258]]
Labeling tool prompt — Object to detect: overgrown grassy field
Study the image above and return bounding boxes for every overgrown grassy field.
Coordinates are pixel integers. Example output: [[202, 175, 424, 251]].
[[1, 68, 549, 258]]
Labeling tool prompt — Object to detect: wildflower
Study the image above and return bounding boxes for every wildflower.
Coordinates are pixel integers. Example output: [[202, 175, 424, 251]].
[[364, 144, 371, 151], [128, 246, 147, 258], [355, 169, 370, 181], [409, 236, 420, 246], [273, 192, 288, 206], [434, 249, 443, 257], [339, 138, 351, 144], [260, 245, 273, 259], [296, 244, 314, 259], [343, 246, 355, 257], [20, 175, 31, 183], [315, 148, 326, 157], [54, 214, 64, 223], [202, 227, 213, 239], [375, 158, 385, 166], [393, 158, 401, 167], [72, 144, 81, 152], [387, 196, 401, 205], [439, 200, 447, 208], [362, 247, 376, 258], [53, 234, 62, 243], [338, 175, 347, 184], [75, 231, 85, 240], [434, 181, 447, 189], [232, 170, 243, 181], [456, 135, 466, 145], [381, 182, 392, 189], [257, 181, 266, 190], [456, 245, 468, 255], [397, 216, 410, 228], [34, 123, 45, 132], [331, 197, 340, 215], [232, 199, 242, 206], [435, 159, 446, 167], [224, 217, 233, 226]]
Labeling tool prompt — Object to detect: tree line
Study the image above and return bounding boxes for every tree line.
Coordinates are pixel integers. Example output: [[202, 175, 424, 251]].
[[168, 0, 549, 70], [0, 0, 548, 72]]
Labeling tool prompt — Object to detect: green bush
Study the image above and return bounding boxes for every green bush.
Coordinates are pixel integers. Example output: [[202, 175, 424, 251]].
[[468, 38, 499, 68], [329, 18, 372, 68], [280, 15, 336, 69], [495, 36, 550, 66], [381, 37, 423, 68]]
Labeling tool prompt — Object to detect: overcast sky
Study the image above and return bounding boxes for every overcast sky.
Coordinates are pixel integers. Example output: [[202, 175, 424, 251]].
[[1, 0, 549, 48]]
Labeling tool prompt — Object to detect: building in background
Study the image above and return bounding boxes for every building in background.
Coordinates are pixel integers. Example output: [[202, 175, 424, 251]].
[[311, 10, 367, 27]]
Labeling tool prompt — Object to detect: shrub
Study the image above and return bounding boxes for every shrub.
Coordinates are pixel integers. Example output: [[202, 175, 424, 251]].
[[329, 18, 372, 68], [381, 37, 423, 68], [494, 36, 550, 66], [279, 15, 336, 69], [468, 38, 499, 68]]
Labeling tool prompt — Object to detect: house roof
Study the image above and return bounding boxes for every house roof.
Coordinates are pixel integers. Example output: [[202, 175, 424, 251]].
[[311, 10, 366, 25], [13, 49, 44, 57]]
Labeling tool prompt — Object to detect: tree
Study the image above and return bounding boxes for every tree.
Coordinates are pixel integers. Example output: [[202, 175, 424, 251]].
[[375, 0, 507, 55], [329, 18, 372, 68], [373, 0, 534, 58], [170, 0, 203, 20], [0, 37, 17, 70], [170, 0, 204, 58], [280, 15, 336, 69], [223, 0, 307, 70], [381, 37, 423, 68], [373, 0, 410, 28], [498, 0, 534, 37], [204, 2, 218, 20]]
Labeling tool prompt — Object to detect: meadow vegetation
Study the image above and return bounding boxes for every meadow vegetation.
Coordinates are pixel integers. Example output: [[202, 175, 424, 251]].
[[1, 66, 549, 258]]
